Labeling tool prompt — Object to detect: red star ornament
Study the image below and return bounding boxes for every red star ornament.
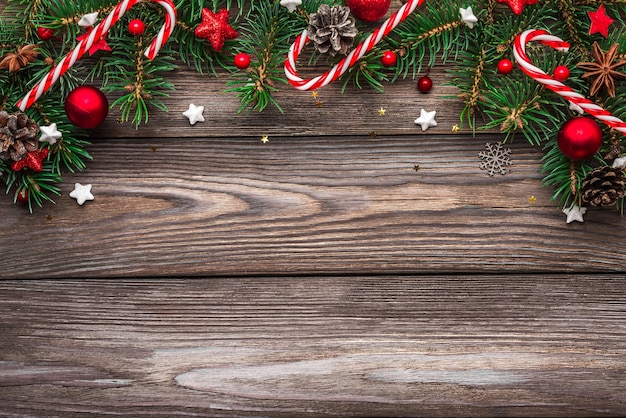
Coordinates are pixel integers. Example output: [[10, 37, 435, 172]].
[[496, 0, 538, 15], [588, 5, 614, 38], [76, 27, 111, 56], [11, 148, 49, 172], [194, 8, 238, 52]]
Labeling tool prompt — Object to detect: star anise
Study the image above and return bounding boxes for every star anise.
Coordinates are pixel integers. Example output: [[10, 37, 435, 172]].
[[577, 42, 626, 98], [0, 44, 40, 73]]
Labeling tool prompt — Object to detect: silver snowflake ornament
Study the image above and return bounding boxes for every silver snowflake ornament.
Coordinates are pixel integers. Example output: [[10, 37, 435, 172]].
[[479, 142, 512, 176]]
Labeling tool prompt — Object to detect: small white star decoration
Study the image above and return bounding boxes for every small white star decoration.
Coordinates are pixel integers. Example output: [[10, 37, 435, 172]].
[[414, 109, 437, 131], [183, 103, 205, 125], [280, 0, 301, 13], [69, 183, 94, 205], [39, 123, 62, 144], [459, 7, 478, 29], [78, 12, 99, 27], [612, 157, 626, 169], [563, 204, 586, 223]]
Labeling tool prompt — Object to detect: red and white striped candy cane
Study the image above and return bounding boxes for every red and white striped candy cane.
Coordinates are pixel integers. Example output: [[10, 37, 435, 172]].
[[16, 0, 176, 111], [513, 29, 626, 136], [284, 0, 426, 90]]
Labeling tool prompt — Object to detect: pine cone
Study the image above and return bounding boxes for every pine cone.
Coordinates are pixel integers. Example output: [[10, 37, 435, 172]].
[[580, 166, 626, 207], [308, 4, 358, 56], [0, 110, 40, 162]]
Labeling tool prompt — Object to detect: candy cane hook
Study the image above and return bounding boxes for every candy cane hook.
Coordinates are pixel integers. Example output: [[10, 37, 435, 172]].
[[284, 0, 426, 91], [513, 29, 626, 136], [16, 0, 177, 111]]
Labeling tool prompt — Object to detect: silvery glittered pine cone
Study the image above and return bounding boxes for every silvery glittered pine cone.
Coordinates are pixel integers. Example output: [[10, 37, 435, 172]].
[[0, 111, 40, 162], [308, 4, 358, 56], [580, 166, 626, 207]]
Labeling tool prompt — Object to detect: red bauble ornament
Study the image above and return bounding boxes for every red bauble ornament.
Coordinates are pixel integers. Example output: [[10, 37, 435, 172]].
[[16, 188, 29, 203], [380, 50, 397, 67], [37, 27, 54, 41], [128, 19, 146, 36], [417, 75, 433, 93], [347, 0, 391, 22], [557, 116, 603, 160], [553, 65, 570, 82], [497, 58, 514, 74], [65, 85, 109, 129], [234, 52, 251, 69]]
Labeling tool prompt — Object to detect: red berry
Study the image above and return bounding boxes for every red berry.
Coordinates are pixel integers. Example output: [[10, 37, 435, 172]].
[[497, 58, 514, 74], [16, 188, 28, 203], [37, 27, 54, 41], [553, 65, 570, 82], [380, 50, 397, 67], [234, 53, 251, 70], [128, 19, 145, 36], [417, 75, 433, 93]]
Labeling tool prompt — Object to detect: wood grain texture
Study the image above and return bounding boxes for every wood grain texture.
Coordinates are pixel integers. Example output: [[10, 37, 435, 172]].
[[1, 134, 625, 279], [0, 276, 624, 417]]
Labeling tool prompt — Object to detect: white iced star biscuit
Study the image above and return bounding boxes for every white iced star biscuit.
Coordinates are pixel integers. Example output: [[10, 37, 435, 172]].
[[280, 0, 301, 13], [183, 104, 205, 125], [460, 7, 478, 29], [39, 123, 62, 145], [78, 12, 99, 27], [563, 204, 586, 223], [414, 109, 437, 131], [69, 183, 94, 205]]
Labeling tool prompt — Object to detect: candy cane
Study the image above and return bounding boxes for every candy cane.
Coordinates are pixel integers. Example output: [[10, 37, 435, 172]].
[[16, 0, 176, 111], [513, 29, 626, 136], [284, 0, 425, 91]]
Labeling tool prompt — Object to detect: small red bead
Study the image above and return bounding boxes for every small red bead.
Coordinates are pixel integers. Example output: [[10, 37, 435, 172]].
[[234, 53, 251, 70], [553, 65, 570, 82], [128, 19, 145, 36], [417, 75, 433, 93], [16, 188, 28, 203], [380, 50, 397, 67], [497, 59, 514, 74], [37, 27, 54, 41]]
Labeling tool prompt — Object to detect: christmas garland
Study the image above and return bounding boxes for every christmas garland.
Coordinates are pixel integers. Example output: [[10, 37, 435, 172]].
[[1, 0, 625, 223]]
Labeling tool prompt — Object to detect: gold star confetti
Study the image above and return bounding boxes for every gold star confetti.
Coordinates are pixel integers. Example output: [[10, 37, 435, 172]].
[[452, 124, 460, 132], [312, 91, 319, 99], [150, 146, 158, 152], [413, 164, 420, 172], [45, 214, 53, 221], [260, 135, 269, 143], [315, 100, 323, 108], [378, 107, 386, 116], [369, 131, 377, 138], [529, 196, 537, 204]]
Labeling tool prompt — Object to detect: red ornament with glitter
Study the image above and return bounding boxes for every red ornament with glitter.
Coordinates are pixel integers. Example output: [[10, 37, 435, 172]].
[[11, 148, 49, 172], [557, 116, 603, 160], [496, 0, 539, 15], [194, 8, 238, 52], [65, 85, 109, 129], [347, 0, 391, 22]]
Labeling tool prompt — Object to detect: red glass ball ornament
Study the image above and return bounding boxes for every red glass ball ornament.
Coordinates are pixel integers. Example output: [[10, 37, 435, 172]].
[[497, 59, 514, 74], [347, 0, 391, 22], [553, 65, 570, 82], [16, 188, 28, 203], [234, 52, 251, 69], [417, 75, 433, 93], [37, 27, 54, 41], [128, 19, 146, 36], [65, 85, 109, 129], [557, 116, 603, 160], [381, 50, 397, 67]]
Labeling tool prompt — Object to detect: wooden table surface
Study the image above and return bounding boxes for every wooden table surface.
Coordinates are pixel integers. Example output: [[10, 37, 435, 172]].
[[1, 1, 625, 416]]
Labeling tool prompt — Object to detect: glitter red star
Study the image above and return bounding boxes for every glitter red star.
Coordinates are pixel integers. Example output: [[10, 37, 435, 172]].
[[11, 148, 49, 172], [194, 8, 238, 52], [588, 4, 614, 38], [496, 0, 539, 15], [76, 27, 111, 56]]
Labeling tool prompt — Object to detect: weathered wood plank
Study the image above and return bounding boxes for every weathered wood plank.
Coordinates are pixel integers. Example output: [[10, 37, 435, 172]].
[[0, 276, 624, 416], [1, 134, 624, 279]]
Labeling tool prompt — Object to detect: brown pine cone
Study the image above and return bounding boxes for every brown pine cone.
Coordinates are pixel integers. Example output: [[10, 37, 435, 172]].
[[580, 166, 626, 207], [0, 110, 40, 162], [308, 4, 358, 57]]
